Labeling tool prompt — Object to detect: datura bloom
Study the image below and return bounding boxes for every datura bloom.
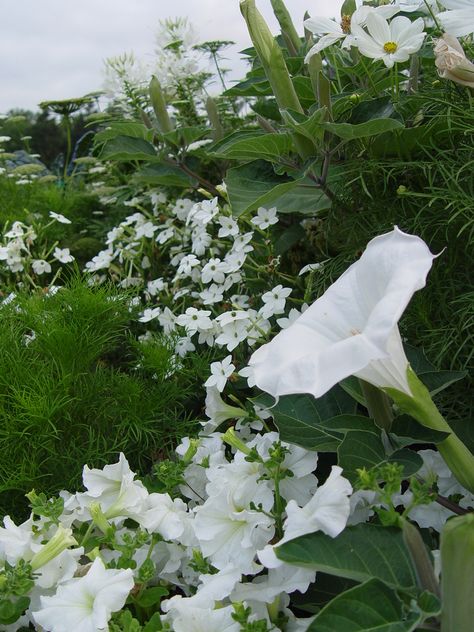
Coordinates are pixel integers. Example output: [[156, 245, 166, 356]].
[[249, 227, 435, 399], [434, 34, 474, 88], [437, 0, 474, 38]]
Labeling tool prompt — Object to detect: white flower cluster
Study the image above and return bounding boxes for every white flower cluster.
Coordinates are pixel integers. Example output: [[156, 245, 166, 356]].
[[0, 213, 74, 277], [0, 426, 356, 632]]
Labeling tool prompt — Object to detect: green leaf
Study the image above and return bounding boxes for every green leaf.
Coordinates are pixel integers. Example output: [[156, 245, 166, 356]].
[[291, 573, 357, 613], [322, 118, 404, 140], [276, 524, 418, 590], [0, 596, 30, 625], [338, 429, 422, 481], [94, 121, 154, 144], [162, 126, 210, 148], [143, 613, 164, 631], [282, 107, 328, 143], [135, 586, 169, 608], [271, 387, 358, 450], [98, 135, 157, 162], [226, 160, 297, 216], [270, 178, 332, 215], [447, 418, 474, 455], [274, 223, 306, 255], [209, 130, 294, 162], [419, 370, 467, 397], [134, 163, 196, 188], [349, 96, 400, 125], [306, 579, 421, 632], [390, 415, 450, 447]]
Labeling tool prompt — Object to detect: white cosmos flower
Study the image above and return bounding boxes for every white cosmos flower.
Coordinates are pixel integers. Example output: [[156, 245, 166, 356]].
[[32, 558, 134, 632], [352, 13, 426, 68], [437, 0, 474, 38], [304, 5, 400, 60], [249, 227, 435, 399]]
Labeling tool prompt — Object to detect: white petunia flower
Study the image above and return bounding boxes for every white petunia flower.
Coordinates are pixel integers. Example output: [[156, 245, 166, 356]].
[[352, 13, 426, 69], [53, 247, 74, 264], [169, 605, 240, 632], [32, 259, 52, 275], [204, 386, 247, 431], [204, 355, 235, 392], [437, 0, 474, 38], [251, 206, 279, 230], [249, 227, 436, 399], [49, 211, 71, 224], [32, 558, 134, 632]]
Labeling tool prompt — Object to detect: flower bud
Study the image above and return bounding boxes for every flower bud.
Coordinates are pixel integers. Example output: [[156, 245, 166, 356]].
[[441, 514, 474, 632], [270, 0, 301, 55], [434, 34, 474, 89], [149, 75, 174, 133], [222, 427, 251, 456], [30, 525, 77, 571], [240, 0, 303, 114]]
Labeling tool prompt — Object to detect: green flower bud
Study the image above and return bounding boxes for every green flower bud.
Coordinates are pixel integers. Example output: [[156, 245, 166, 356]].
[[90, 501, 113, 534], [270, 0, 301, 55], [30, 525, 77, 571], [441, 514, 474, 632], [222, 427, 251, 456], [149, 75, 174, 134], [240, 0, 303, 114]]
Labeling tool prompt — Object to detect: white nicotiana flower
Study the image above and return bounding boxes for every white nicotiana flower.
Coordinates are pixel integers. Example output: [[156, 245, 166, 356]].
[[85, 249, 114, 272], [49, 211, 72, 224], [352, 13, 426, 69], [437, 0, 474, 38], [135, 221, 157, 239], [147, 277, 166, 296], [158, 306, 176, 334], [199, 283, 224, 305], [176, 307, 213, 336], [276, 305, 309, 330], [175, 253, 200, 278], [251, 206, 279, 230], [204, 355, 236, 392], [187, 198, 220, 226], [32, 558, 134, 632], [259, 285, 292, 320], [156, 226, 175, 244], [32, 259, 52, 275], [53, 247, 74, 264], [175, 336, 196, 357], [201, 258, 229, 285], [139, 307, 161, 323], [249, 227, 436, 399], [218, 216, 239, 238]]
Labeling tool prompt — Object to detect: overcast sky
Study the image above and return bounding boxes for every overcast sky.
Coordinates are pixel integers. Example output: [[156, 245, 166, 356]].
[[0, 0, 342, 113]]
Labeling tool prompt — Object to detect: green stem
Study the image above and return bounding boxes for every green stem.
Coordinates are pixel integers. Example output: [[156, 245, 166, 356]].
[[62, 114, 72, 184], [402, 519, 440, 597]]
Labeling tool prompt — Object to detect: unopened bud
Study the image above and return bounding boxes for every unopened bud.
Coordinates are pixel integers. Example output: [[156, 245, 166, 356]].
[[30, 525, 77, 571]]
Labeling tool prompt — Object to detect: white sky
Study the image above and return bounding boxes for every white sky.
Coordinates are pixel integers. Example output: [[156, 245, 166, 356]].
[[0, 0, 342, 113]]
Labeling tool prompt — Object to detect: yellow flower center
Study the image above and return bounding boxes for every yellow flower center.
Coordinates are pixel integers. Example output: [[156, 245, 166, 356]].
[[384, 41, 398, 54], [340, 14, 351, 35]]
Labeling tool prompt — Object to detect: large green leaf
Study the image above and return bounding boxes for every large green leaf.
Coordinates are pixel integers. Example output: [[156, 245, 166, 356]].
[[419, 370, 467, 397], [276, 524, 418, 590], [94, 121, 154, 144], [349, 96, 400, 124], [306, 579, 421, 632], [98, 135, 157, 162], [322, 118, 404, 140], [271, 178, 332, 215], [134, 163, 195, 188], [274, 224, 306, 256], [282, 107, 328, 143], [271, 388, 358, 450], [161, 126, 210, 148], [338, 429, 422, 481], [209, 130, 294, 162], [390, 415, 450, 448]]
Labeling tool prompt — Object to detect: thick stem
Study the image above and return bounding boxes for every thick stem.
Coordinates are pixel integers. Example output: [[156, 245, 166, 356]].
[[402, 519, 440, 597]]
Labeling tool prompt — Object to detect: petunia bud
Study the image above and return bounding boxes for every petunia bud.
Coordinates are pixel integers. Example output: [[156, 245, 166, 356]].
[[30, 525, 77, 571], [149, 75, 174, 133], [434, 34, 474, 89], [440, 513, 474, 632]]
